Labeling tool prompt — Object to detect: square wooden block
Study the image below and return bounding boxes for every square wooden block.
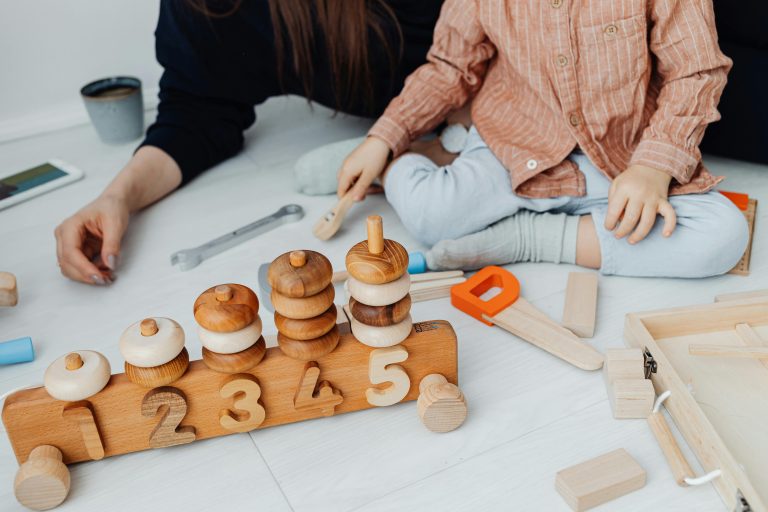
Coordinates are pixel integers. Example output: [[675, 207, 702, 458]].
[[607, 379, 654, 419], [556, 448, 646, 511], [603, 348, 644, 386]]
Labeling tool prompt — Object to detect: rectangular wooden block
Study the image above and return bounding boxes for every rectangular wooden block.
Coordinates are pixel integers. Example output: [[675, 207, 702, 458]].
[[562, 272, 598, 338], [2, 320, 458, 465], [603, 348, 645, 386], [607, 379, 654, 419], [555, 448, 646, 511], [714, 289, 768, 303]]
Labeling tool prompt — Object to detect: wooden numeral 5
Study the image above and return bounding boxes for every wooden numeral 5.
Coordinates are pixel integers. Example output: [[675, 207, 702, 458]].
[[219, 374, 266, 433], [141, 387, 196, 448], [366, 346, 410, 406]]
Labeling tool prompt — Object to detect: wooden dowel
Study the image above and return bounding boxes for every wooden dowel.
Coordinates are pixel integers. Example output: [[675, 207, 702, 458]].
[[289, 251, 307, 268], [647, 411, 694, 486], [214, 285, 233, 302], [140, 318, 159, 337], [367, 215, 384, 254], [64, 353, 83, 371], [688, 344, 768, 359]]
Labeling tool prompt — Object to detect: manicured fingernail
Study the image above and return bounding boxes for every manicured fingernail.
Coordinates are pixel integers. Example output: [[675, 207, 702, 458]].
[[91, 274, 106, 286], [106, 254, 118, 270]]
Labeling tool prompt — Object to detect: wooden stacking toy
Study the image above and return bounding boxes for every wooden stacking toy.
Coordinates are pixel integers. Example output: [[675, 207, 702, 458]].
[[345, 216, 413, 348], [44, 351, 111, 402], [270, 250, 340, 360], [14, 445, 71, 511], [194, 284, 266, 373], [120, 318, 189, 387]]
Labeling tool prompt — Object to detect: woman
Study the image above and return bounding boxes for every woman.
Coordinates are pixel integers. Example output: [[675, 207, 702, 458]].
[[55, 0, 445, 285]]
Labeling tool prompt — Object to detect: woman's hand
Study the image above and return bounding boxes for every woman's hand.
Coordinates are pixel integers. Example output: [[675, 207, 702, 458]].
[[337, 136, 391, 200], [55, 194, 130, 285], [605, 164, 677, 244]]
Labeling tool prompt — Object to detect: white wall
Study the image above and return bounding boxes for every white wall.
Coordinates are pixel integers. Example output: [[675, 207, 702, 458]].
[[0, 0, 163, 142]]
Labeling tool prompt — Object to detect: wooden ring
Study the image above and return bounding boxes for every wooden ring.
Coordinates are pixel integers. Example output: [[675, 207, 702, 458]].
[[277, 325, 340, 361], [202, 336, 266, 373], [272, 283, 335, 319], [274, 304, 337, 340], [349, 314, 413, 348], [346, 239, 409, 284], [193, 283, 259, 332], [119, 317, 185, 367], [44, 350, 111, 401], [347, 273, 410, 306], [124, 348, 189, 388], [198, 315, 262, 354], [349, 295, 411, 327], [268, 250, 333, 298]]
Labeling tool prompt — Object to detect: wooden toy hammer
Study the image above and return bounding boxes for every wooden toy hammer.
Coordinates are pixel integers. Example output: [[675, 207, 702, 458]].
[[451, 266, 604, 371]]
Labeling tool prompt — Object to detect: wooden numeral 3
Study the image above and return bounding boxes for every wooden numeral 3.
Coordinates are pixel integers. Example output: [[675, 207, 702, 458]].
[[366, 346, 410, 406], [294, 362, 343, 416], [219, 374, 266, 433], [141, 387, 196, 448], [62, 401, 105, 460]]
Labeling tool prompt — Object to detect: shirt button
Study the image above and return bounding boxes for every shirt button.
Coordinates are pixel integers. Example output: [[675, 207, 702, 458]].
[[569, 113, 581, 126], [557, 54, 569, 67], [526, 159, 538, 170], [551, 0, 563, 8], [604, 24, 618, 36]]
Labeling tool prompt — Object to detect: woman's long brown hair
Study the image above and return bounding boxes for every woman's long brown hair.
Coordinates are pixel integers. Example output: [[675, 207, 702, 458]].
[[189, 0, 402, 114]]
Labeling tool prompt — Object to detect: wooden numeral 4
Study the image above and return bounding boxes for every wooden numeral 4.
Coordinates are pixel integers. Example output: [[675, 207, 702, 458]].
[[366, 346, 410, 406], [219, 374, 266, 433], [141, 387, 196, 448], [294, 362, 343, 416], [62, 401, 105, 460]]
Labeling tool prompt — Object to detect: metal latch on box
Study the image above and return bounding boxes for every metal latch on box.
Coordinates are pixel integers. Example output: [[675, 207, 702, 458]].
[[734, 490, 752, 512], [643, 349, 657, 379]]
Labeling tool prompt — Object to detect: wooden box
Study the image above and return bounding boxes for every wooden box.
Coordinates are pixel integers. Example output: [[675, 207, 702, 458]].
[[624, 297, 768, 511]]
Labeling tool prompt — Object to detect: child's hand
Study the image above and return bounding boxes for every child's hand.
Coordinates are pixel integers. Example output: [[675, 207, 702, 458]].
[[337, 136, 391, 201], [605, 164, 676, 244]]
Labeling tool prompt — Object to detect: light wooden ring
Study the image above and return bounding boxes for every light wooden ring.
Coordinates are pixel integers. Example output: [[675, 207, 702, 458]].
[[124, 348, 189, 388], [198, 315, 262, 354], [277, 325, 340, 361], [347, 273, 410, 306], [193, 283, 259, 332], [202, 336, 266, 373], [119, 317, 185, 367], [274, 304, 337, 340], [349, 295, 411, 327], [272, 283, 335, 319], [44, 350, 111, 402], [349, 313, 413, 348]]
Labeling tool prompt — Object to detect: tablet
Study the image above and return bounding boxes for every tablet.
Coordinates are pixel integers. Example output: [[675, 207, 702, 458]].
[[0, 159, 84, 211]]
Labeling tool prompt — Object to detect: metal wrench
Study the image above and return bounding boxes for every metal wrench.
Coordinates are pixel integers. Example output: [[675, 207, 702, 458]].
[[170, 204, 304, 271]]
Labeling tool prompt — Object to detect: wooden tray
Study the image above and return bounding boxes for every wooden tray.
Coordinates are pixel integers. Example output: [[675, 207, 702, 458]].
[[624, 297, 768, 512]]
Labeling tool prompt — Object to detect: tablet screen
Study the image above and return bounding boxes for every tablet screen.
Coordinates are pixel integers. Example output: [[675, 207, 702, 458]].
[[0, 163, 69, 200]]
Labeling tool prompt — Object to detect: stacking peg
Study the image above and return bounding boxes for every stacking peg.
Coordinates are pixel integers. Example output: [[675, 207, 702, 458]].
[[14, 445, 71, 511], [194, 284, 266, 373], [417, 374, 467, 432]]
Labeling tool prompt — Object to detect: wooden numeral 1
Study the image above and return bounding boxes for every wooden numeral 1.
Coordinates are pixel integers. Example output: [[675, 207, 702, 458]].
[[219, 374, 266, 433], [62, 401, 105, 460], [366, 346, 410, 406], [294, 362, 343, 416], [141, 387, 196, 448]]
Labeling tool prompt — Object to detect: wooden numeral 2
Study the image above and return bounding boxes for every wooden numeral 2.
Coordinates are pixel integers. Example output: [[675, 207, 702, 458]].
[[219, 374, 266, 433], [294, 362, 343, 416], [62, 401, 105, 460], [141, 387, 196, 448], [366, 346, 410, 406]]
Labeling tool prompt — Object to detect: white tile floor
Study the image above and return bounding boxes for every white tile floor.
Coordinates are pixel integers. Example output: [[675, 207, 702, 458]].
[[0, 96, 765, 511]]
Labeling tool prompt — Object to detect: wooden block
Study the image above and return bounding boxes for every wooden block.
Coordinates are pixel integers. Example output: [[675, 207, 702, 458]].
[[141, 387, 196, 448], [62, 402, 104, 460], [366, 345, 410, 407], [345, 216, 409, 284], [274, 304, 337, 340], [0, 271, 18, 307], [607, 379, 654, 419], [3, 320, 458, 464], [268, 250, 332, 298], [603, 348, 645, 386], [202, 336, 266, 373], [555, 448, 646, 511], [562, 272, 598, 338], [714, 289, 768, 303], [409, 277, 467, 302], [417, 374, 467, 433], [14, 445, 70, 511], [193, 284, 259, 332], [271, 284, 335, 319], [688, 344, 768, 359], [124, 347, 190, 388], [277, 325, 340, 360], [293, 362, 343, 416], [349, 295, 411, 327]]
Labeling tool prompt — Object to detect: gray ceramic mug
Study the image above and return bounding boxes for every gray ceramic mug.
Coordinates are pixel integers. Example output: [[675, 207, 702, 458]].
[[81, 76, 144, 144]]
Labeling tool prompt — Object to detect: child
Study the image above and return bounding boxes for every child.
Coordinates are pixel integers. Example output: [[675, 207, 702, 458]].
[[337, 0, 749, 278]]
